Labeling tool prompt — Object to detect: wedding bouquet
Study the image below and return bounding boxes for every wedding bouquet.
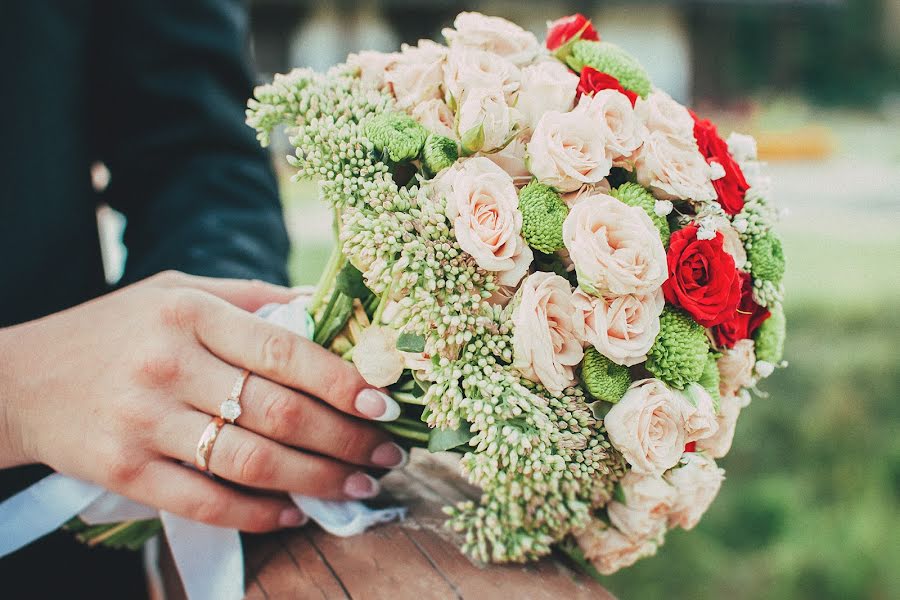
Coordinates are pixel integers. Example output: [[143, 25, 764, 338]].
[[76, 11, 788, 577]]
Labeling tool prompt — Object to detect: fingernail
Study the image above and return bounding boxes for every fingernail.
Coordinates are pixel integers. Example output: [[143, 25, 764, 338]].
[[343, 472, 380, 499], [355, 389, 401, 422], [370, 442, 408, 469], [279, 507, 307, 528]]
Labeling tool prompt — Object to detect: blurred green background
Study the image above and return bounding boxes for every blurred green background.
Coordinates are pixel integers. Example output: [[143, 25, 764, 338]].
[[263, 2, 900, 598]]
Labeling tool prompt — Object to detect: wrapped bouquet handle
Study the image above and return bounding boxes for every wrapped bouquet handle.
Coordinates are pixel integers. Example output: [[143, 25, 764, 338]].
[[0, 297, 405, 600]]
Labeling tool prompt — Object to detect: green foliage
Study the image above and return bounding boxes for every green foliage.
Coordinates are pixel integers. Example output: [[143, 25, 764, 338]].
[[396, 332, 426, 353], [519, 180, 569, 253], [565, 41, 652, 99], [428, 423, 473, 452], [335, 262, 369, 299], [581, 348, 632, 403], [611, 182, 671, 246], [646, 308, 710, 389], [421, 133, 458, 177], [363, 111, 428, 163], [755, 303, 786, 364], [748, 232, 786, 284], [698, 352, 722, 410]]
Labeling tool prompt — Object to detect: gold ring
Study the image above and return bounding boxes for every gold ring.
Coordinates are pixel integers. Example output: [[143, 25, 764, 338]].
[[220, 368, 250, 424], [195, 416, 225, 472]]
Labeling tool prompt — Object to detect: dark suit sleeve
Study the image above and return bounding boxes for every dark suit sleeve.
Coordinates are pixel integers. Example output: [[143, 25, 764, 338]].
[[90, 0, 290, 285]]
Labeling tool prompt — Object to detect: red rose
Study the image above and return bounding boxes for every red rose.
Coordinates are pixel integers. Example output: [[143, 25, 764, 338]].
[[546, 14, 599, 51], [576, 66, 638, 106], [711, 271, 770, 349], [691, 113, 749, 216], [662, 225, 743, 328]]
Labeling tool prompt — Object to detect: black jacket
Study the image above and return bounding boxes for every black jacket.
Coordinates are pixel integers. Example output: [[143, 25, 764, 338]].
[[0, 1, 290, 595]]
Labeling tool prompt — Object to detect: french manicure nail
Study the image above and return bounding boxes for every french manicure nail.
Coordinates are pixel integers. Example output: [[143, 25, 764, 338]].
[[278, 507, 307, 528], [344, 472, 380, 499], [355, 389, 401, 422], [370, 442, 408, 469]]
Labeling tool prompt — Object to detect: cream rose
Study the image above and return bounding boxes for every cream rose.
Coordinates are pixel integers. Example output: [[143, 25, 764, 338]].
[[411, 98, 456, 139], [351, 325, 405, 387], [348, 50, 399, 89], [665, 453, 725, 530], [604, 379, 688, 476], [574, 521, 659, 576], [384, 40, 446, 110], [711, 216, 748, 269], [576, 91, 646, 168], [527, 108, 612, 192], [440, 157, 533, 286], [516, 60, 579, 131], [485, 134, 532, 188], [718, 339, 756, 396], [675, 383, 720, 443], [562, 194, 668, 296], [572, 287, 664, 367], [634, 89, 695, 143], [635, 131, 717, 202], [607, 471, 675, 543], [698, 392, 748, 458], [561, 181, 612, 208], [456, 87, 513, 152], [443, 46, 519, 104], [442, 12, 539, 66], [511, 272, 584, 394]]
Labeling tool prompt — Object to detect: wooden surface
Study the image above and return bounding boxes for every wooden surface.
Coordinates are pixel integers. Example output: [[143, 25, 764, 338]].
[[163, 451, 615, 600]]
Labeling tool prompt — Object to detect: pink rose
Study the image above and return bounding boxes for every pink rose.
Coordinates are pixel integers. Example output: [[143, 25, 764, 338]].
[[511, 272, 584, 394], [485, 134, 532, 188], [384, 40, 446, 110], [456, 87, 513, 152], [607, 471, 675, 543], [411, 98, 456, 139], [574, 520, 659, 576], [442, 12, 539, 66], [665, 453, 725, 530], [717, 338, 756, 396], [635, 130, 717, 202], [604, 379, 688, 476], [698, 392, 749, 458], [527, 107, 612, 193], [348, 50, 399, 89], [561, 181, 612, 208], [443, 46, 519, 105], [572, 287, 664, 367], [562, 194, 668, 296], [634, 89, 695, 143], [516, 59, 579, 131], [439, 157, 533, 286], [675, 383, 720, 443], [576, 91, 646, 169]]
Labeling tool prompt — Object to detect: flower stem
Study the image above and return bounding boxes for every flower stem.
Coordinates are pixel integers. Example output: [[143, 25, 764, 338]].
[[308, 207, 345, 315]]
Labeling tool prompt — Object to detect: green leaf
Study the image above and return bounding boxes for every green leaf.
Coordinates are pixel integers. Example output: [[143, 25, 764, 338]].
[[460, 122, 485, 156], [396, 332, 426, 353], [335, 263, 369, 299], [613, 482, 627, 504], [427, 423, 473, 453]]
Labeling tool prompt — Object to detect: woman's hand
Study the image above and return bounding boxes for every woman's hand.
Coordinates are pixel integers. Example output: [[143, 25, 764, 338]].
[[0, 271, 406, 532]]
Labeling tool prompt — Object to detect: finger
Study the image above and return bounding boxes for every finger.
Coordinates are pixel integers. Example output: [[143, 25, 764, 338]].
[[126, 459, 305, 533], [186, 358, 406, 469], [155, 271, 298, 311], [187, 293, 400, 421], [156, 411, 382, 500]]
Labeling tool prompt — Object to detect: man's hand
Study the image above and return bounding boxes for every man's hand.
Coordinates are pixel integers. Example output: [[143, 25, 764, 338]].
[[0, 272, 405, 532]]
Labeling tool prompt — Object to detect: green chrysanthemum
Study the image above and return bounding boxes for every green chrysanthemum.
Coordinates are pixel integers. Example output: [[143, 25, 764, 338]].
[[363, 112, 428, 163], [421, 133, 458, 177], [519, 181, 569, 253], [697, 352, 721, 411], [565, 41, 652, 99], [646, 308, 710, 389], [747, 232, 785, 284], [754, 303, 786, 364], [611, 183, 670, 246], [581, 348, 632, 403]]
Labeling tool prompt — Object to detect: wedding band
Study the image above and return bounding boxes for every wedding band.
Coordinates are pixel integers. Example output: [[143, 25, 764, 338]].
[[195, 417, 225, 472], [220, 368, 250, 424]]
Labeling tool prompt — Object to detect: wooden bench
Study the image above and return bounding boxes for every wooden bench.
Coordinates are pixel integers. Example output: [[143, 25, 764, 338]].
[[160, 451, 615, 600]]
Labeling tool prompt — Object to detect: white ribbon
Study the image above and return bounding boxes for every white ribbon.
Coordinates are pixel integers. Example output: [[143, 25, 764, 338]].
[[0, 297, 405, 599]]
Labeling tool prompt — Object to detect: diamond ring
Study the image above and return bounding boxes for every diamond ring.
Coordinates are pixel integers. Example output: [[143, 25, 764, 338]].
[[220, 369, 250, 424]]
